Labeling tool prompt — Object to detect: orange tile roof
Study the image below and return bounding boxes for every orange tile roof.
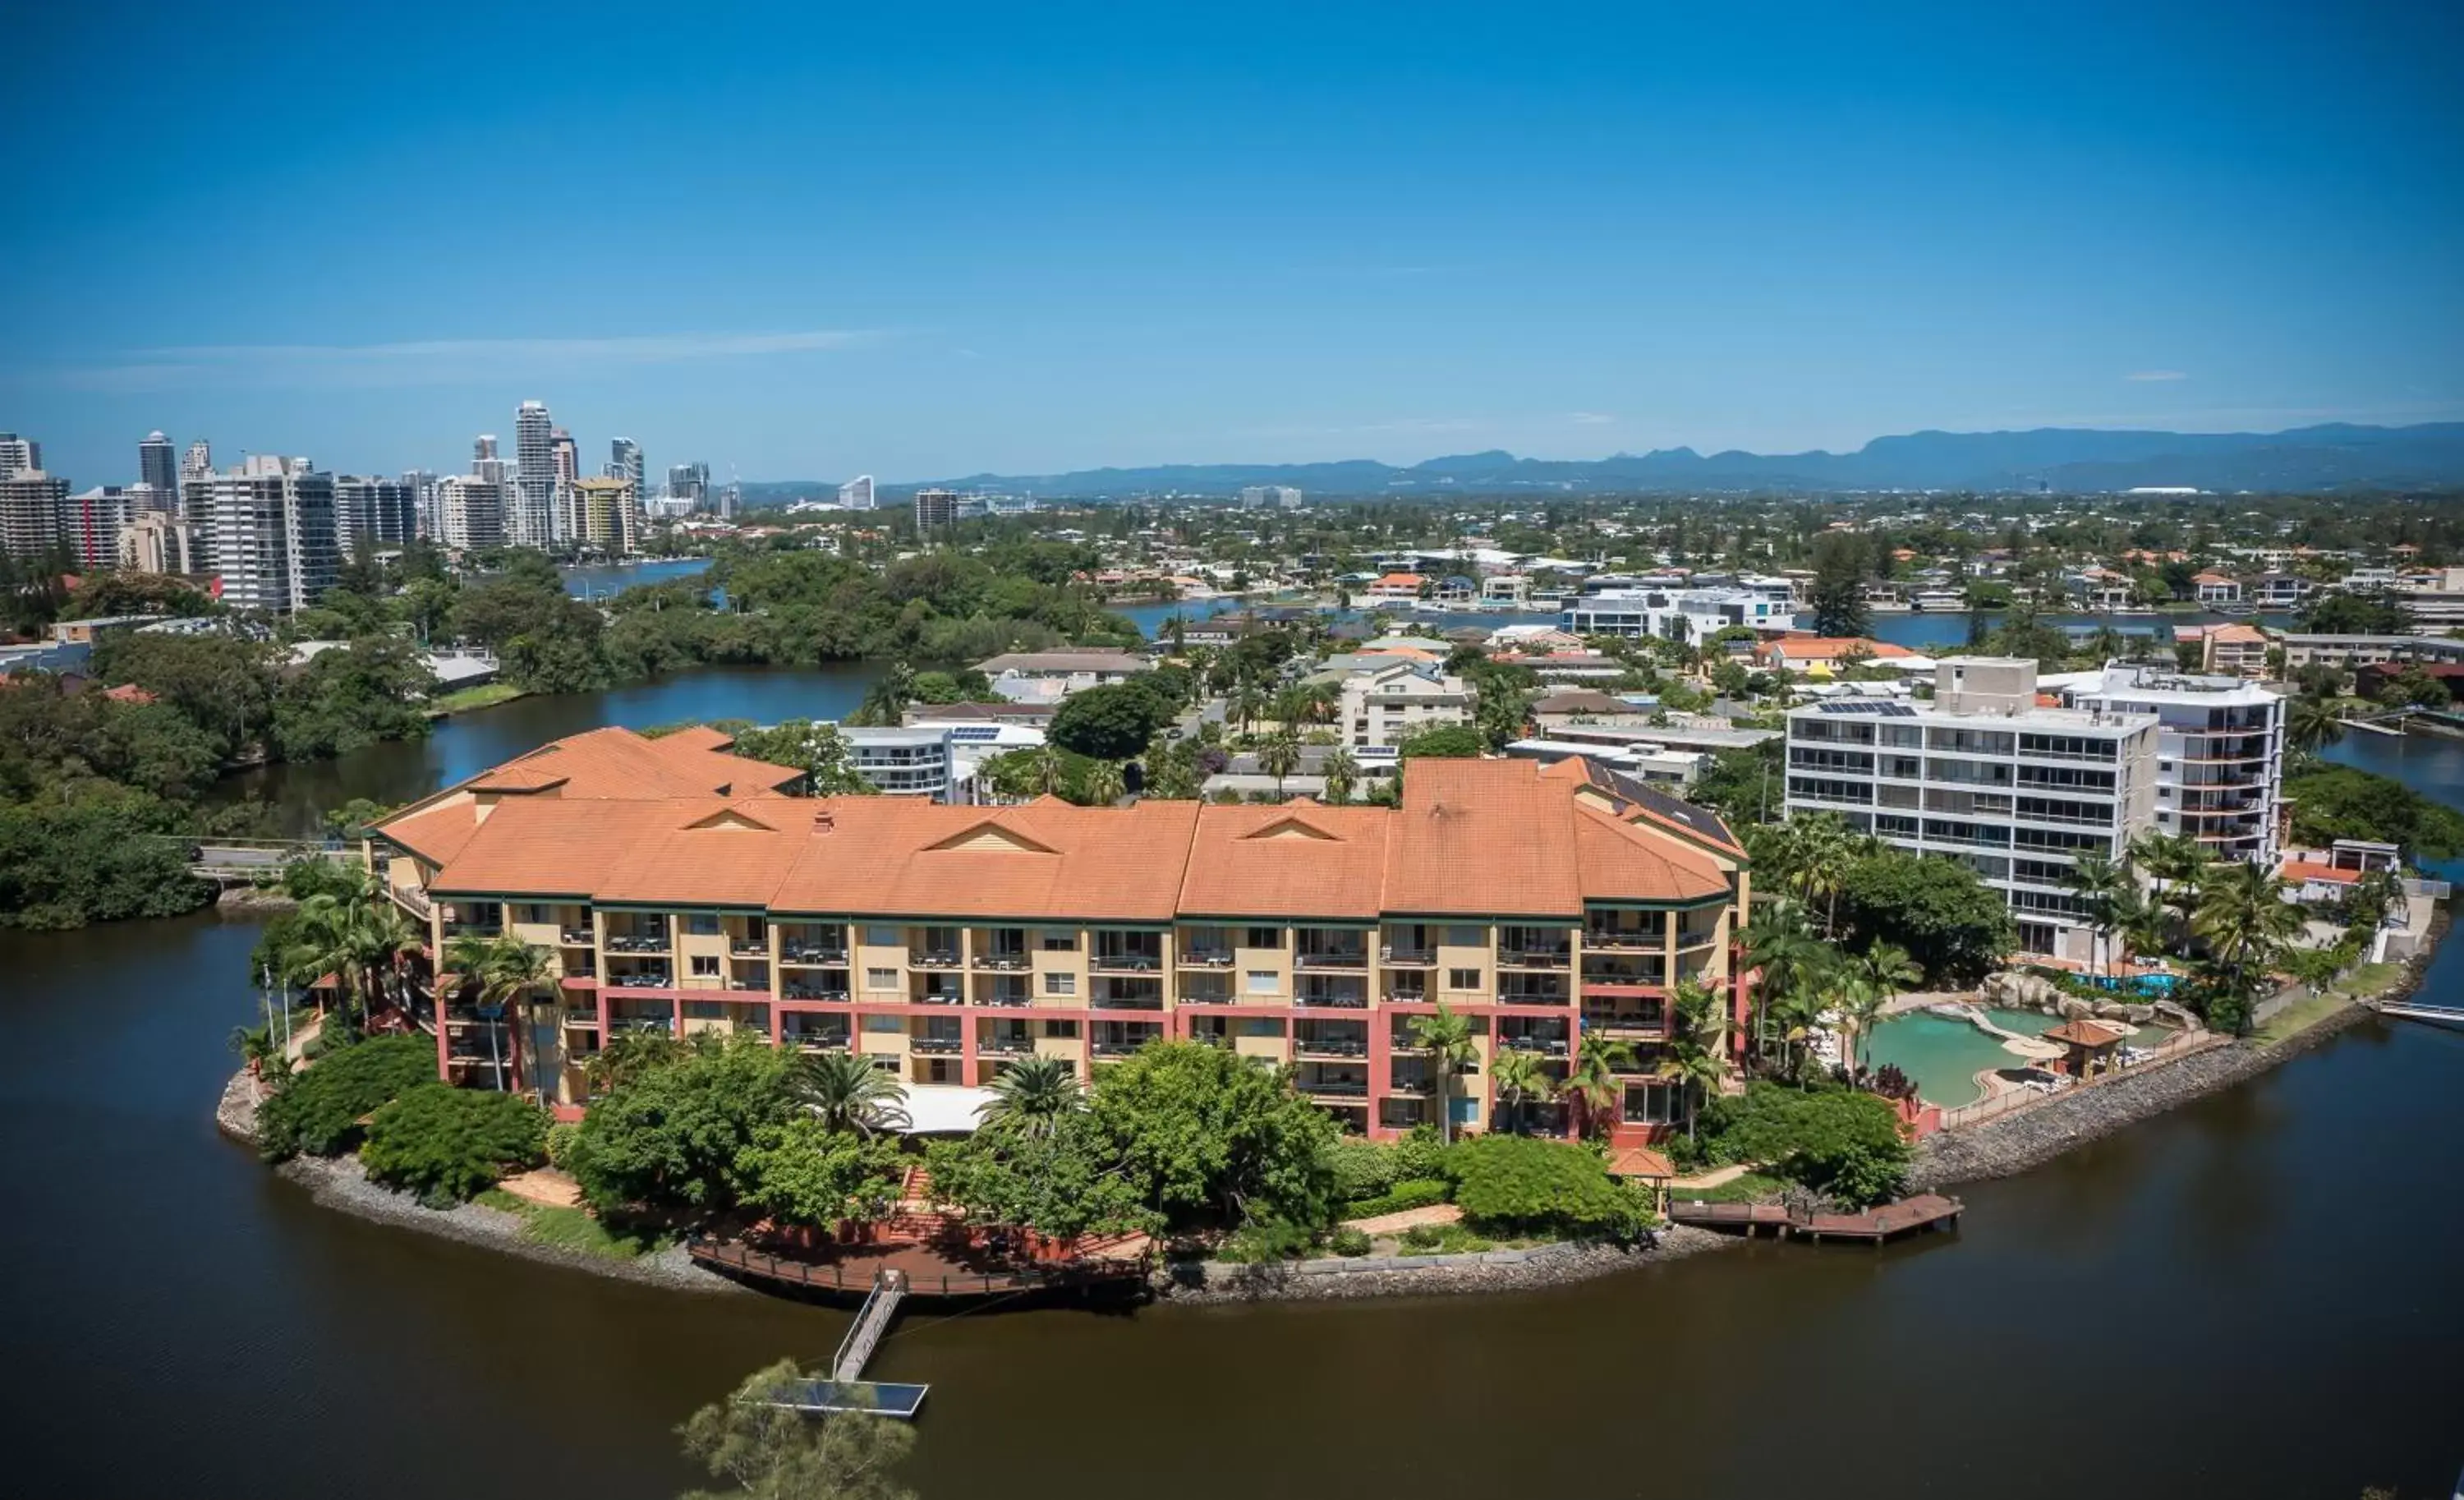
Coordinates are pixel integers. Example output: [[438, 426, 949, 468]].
[[2206, 623, 2269, 645], [1761, 636, 1914, 661], [1607, 1146, 1675, 1179], [1180, 804, 1392, 918], [770, 798, 1200, 919], [1381, 758, 1586, 917], [431, 798, 731, 898], [2279, 858, 2362, 886], [2043, 1019, 2126, 1047], [1572, 803, 1731, 904]]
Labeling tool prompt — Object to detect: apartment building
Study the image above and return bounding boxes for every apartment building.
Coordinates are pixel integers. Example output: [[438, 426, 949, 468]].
[[1334, 659, 1473, 748], [2055, 665, 2286, 867], [972, 648, 1154, 705], [370, 730, 1750, 1145], [1783, 657, 2159, 960], [1561, 586, 1795, 642]]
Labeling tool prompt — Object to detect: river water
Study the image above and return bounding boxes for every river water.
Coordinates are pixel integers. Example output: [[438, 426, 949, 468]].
[[6, 610, 2462, 1498]]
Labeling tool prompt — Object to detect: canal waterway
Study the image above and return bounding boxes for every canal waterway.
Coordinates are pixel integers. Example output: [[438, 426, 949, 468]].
[[8, 598, 2460, 1498]]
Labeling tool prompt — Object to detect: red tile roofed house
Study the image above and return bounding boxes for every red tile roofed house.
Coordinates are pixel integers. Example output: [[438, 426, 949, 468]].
[[2192, 571, 2243, 605], [1364, 572, 1427, 600], [2196, 622, 2272, 679], [1754, 635, 1917, 678], [368, 731, 1748, 1143]]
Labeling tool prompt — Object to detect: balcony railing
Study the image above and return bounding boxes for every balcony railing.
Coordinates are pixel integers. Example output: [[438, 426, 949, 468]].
[[607, 971, 674, 989], [1496, 948, 1570, 969], [781, 982, 849, 1001], [910, 1036, 963, 1056], [607, 1015, 673, 1035], [445, 923, 505, 941], [978, 1037, 1035, 1058], [1294, 1036, 1369, 1058], [913, 989, 967, 1005], [1089, 952, 1163, 973], [1583, 931, 1659, 951], [784, 1032, 849, 1051], [1178, 949, 1234, 968], [729, 939, 768, 957], [1379, 946, 1437, 967], [1299, 1079, 1370, 1097], [559, 928, 595, 946], [390, 885, 434, 918], [1294, 950, 1368, 970], [910, 950, 963, 969], [779, 943, 848, 965], [605, 934, 669, 954], [971, 953, 1032, 971], [561, 1010, 601, 1029], [1294, 992, 1368, 1010], [1498, 1035, 1570, 1058], [1092, 1038, 1153, 1057], [1497, 988, 1569, 1006]]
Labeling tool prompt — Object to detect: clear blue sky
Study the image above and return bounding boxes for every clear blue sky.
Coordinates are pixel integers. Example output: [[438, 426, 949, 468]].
[[7, 0, 2462, 486]]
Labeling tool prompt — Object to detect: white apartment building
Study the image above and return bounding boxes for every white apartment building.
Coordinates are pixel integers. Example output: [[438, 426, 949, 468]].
[[2057, 665, 2286, 867], [1784, 657, 2160, 961], [117, 512, 200, 575], [332, 475, 419, 552], [60, 485, 135, 568], [842, 727, 955, 797], [1237, 485, 1303, 508], [1561, 586, 1795, 642], [838, 475, 876, 509], [0, 469, 68, 562], [184, 457, 339, 615], [1335, 660, 1474, 748]]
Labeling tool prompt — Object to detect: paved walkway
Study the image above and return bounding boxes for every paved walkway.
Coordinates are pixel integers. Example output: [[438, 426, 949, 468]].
[[1669, 1163, 1752, 1192], [1343, 1203, 1463, 1235], [495, 1167, 583, 1208]]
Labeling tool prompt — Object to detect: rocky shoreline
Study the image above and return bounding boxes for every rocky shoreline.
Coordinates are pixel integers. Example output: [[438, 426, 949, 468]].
[[1152, 1225, 1738, 1305], [214, 1069, 741, 1295]]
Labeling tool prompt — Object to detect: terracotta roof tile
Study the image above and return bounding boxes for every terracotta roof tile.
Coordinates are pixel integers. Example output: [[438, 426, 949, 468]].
[[770, 798, 1199, 920], [1382, 758, 1585, 917], [1180, 804, 1392, 918]]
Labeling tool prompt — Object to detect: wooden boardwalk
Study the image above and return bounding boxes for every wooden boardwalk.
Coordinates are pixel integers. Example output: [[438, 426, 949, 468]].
[[688, 1235, 1149, 1301], [1667, 1193, 1962, 1245]]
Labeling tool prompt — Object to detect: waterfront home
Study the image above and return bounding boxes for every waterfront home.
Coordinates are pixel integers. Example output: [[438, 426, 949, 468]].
[[972, 647, 1155, 705], [1365, 572, 1426, 601], [1331, 660, 1474, 749], [369, 734, 1751, 1145], [2184, 622, 2272, 679], [2193, 571, 2244, 606], [1753, 635, 1920, 679]]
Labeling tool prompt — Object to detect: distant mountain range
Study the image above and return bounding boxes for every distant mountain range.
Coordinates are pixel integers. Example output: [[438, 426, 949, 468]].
[[741, 421, 2464, 502]]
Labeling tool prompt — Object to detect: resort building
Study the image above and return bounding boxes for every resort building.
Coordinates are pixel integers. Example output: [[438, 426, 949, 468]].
[[2055, 664, 2287, 867], [1332, 659, 1473, 748], [1560, 585, 1795, 642], [1783, 657, 2159, 961], [370, 730, 1752, 1144]]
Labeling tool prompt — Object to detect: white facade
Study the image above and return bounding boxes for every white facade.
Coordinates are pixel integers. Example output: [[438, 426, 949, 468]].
[[117, 512, 200, 575], [60, 485, 135, 568], [0, 470, 67, 561], [839, 475, 876, 509], [1784, 657, 2160, 961], [513, 401, 555, 548], [1335, 660, 1474, 748], [437, 476, 507, 551], [333, 475, 419, 552], [185, 458, 339, 615], [0, 432, 39, 476], [1561, 586, 1795, 641], [609, 438, 644, 497], [2058, 665, 2286, 867], [1237, 485, 1303, 508]]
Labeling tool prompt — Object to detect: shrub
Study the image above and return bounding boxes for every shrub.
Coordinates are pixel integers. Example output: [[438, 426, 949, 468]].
[[1391, 1123, 1450, 1183], [1215, 1216, 1315, 1263], [255, 1034, 438, 1162], [1331, 1227, 1372, 1257], [1325, 1138, 1401, 1202], [1401, 1222, 1445, 1249], [1697, 1082, 1912, 1208], [1341, 1178, 1450, 1219], [362, 1084, 550, 1206], [1447, 1134, 1653, 1242], [544, 1121, 581, 1170]]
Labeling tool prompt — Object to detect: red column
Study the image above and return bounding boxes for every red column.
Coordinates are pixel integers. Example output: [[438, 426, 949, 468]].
[[1367, 1007, 1392, 1139]]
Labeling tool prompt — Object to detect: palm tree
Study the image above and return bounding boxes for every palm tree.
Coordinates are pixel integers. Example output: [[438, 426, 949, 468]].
[[1785, 814, 1859, 936], [1409, 1000, 1480, 1143], [793, 1051, 913, 1135], [1841, 942, 1919, 1075], [974, 1056, 1083, 1139], [2193, 863, 2305, 1032], [2285, 693, 2345, 754], [1321, 747, 1360, 806], [1742, 900, 1824, 1070], [448, 932, 555, 1097], [2131, 829, 2210, 931], [1079, 759, 1126, 807], [1567, 1030, 1635, 1138], [2065, 849, 2134, 976], [1658, 979, 1728, 1140], [2116, 891, 2169, 968], [1489, 1045, 1556, 1135], [1230, 683, 1266, 735], [1258, 726, 1303, 798], [283, 873, 421, 1033], [853, 661, 917, 726]]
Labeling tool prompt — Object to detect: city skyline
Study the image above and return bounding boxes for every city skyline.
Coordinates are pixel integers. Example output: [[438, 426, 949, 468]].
[[7, 2, 2464, 485]]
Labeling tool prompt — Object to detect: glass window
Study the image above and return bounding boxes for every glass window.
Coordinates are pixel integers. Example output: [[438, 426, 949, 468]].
[[1245, 927, 1284, 950], [690, 955, 720, 977], [865, 967, 899, 991], [1444, 925, 1485, 946], [683, 1001, 723, 1019], [862, 1015, 903, 1033], [1041, 929, 1079, 950], [1044, 972, 1077, 996], [1238, 1018, 1284, 1038], [1244, 969, 1280, 995], [1041, 1019, 1079, 1038], [862, 924, 900, 946], [685, 913, 721, 936], [1448, 968, 1482, 990]]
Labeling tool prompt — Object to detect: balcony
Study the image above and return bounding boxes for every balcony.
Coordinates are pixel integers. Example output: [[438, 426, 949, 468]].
[[978, 1035, 1035, 1059], [1294, 949, 1368, 971], [558, 928, 595, 947], [729, 938, 768, 957], [780, 981, 849, 1001], [1299, 1079, 1371, 1098], [1379, 946, 1437, 967], [1089, 951, 1163, 974], [971, 951, 1032, 972], [1092, 1036, 1158, 1058], [1294, 1028, 1369, 1059], [1294, 989, 1368, 1010], [1497, 987, 1569, 1007], [605, 933, 669, 955], [389, 884, 435, 919], [1498, 1033, 1570, 1058], [1672, 929, 1721, 953], [910, 1036, 964, 1056], [1177, 947, 1234, 968], [912, 986, 967, 1005], [779, 942, 848, 965], [607, 1014, 673, 1036], [909, 949, 963, 970], [561, 1010, 600, 1030], [1583, 929, 1660, 951], [1496, 947, 1571, 970], [783, 1030, 849, 1052], [975, 985, 1032, 1008], [445, 922, 505, 941], [606, 969, 674, 990]]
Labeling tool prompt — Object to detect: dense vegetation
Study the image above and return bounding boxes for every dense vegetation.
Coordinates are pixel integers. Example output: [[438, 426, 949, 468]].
[[254, 1033, 439, 1161], [1680, 1082, 1914, 1208], [361, 1084, 550, 1206], [2285, 762, 2464, 859]]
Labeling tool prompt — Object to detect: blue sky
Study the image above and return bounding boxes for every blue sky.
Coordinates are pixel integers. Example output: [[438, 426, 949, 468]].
[[7, 0, 2462, 485]]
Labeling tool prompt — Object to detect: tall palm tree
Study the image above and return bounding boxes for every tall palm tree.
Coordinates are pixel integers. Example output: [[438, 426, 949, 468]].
[[1321, 747, 1360, 806], [1742, 900, 1824, 1070], [1079, 759, 1126, 807], [1489, 1045, 1556, 1135], [853, 660, 918, 727], [2065, 850, 2135, 976], [1567, 1030, 1635, 1139], [1230, 683, 1266, 735], [1258, 726, 1303, 798], [974, 1056, 1083, 1139], [448, 932, 554, 1097], [2193, 863, 2305, 1031], [1409, 1000, 1480, 1143], [2131, 830, 2210, 930], [1658, 979, 1728, 1140], [1788, 815, 1859, 936], [2116, 891, 2170, 968], [793, 1051, 913, 1136], [2285, 693, 2345, 755], [1841, 942, 1919, 1074]]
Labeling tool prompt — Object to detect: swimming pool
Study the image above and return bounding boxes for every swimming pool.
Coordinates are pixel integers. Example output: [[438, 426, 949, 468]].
[[1864, 1008, 2056, 1108]]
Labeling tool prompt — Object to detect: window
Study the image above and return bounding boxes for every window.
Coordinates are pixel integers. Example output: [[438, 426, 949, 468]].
[[862, 924, 900, 946], [1041, 1019, 1079, 1038], [683, 1001, 724, 1019], [1444, 925, 1485, 946], [1237, 1018, 1284, 1038], [1044, 972, 1077, 996], [690, 955, 720, 978], [1041, 928, 1079, 951], [1244, 969, 1280, 996], [862, 1015, 903, 1033], [1245, 927, 1283, 950], [517, 904, 552, 926], [686, 913, 721, 936], [1448, 968, 1482, 990], [865, 967, 899, 991]]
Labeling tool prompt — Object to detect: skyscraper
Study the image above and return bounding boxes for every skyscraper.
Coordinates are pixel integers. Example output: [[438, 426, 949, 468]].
[[333, 476, 420, 552], [0, 469, 67, 560], [513, 401, 554, 548], [436, 476, 507, 551], [913, 488, 957, 531], [550, 427, 580, 543], [610, 437, 643, 497], [572, 476, 640, 554], [401, 469, 440, 540], [0, 432, 39, 476], [139, 431, 177, 494], [182, 438, 212, 481], [838, 475, 876, 509], [61, 486, 135, 568], [666, 462, 710, 506], [184, 457, 338, 614]]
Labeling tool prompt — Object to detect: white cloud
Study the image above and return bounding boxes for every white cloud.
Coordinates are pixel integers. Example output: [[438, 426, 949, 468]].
[[1567, 411, 1618, 425], [2125, 370, 2189, 382]]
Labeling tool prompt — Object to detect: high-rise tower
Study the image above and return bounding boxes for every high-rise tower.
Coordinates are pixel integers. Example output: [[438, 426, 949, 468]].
[[139, 431, 177, 493], [513, 401, 554, 548]]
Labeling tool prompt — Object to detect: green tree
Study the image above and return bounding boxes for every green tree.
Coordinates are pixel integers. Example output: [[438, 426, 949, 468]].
[[1567, 1030, 1635, 1138], [446, 931, 556, 1097], [737, 1116, 904, 1227], [2063, 849, 2135, 976], [1834, 847, 2014, 982], [2284, 693, 2345, 755], [2193, 862, 2305, 1033], [1808, 533, 1871, 637], [1396, 723, 1483, 760], [677, 1358, 917, 1500], [361, 1083, 549, 1205], [1841, 942, 1919, 1075], [1660, 978, 1729, 1139], [1258, 725, 1303, 798], [791, 1050, 913, 1136], [255, 1033, 439, 1161], [726, 720, 876, 795], [1084, 1040, 1337, 1230], [1408, 1000, 1480, 1144], [973, 1055, 1083, 1139], [1320, 747, 1360, 805], [1446, 1134, 1652, 1240], [1048, 681, 1175, 761], [1489, 1045, 1556, 1135], [568, 1035, 798, 1216]]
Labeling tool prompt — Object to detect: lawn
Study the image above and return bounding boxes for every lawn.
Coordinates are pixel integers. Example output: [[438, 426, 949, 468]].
[[477, 1189, 669, 1259], [2250, 992, 2356, 1047], [428, 683, 527, 716]]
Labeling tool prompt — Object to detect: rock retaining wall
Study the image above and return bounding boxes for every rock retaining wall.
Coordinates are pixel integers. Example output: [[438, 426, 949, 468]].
[[1153, 1226, 1734, 1304]]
